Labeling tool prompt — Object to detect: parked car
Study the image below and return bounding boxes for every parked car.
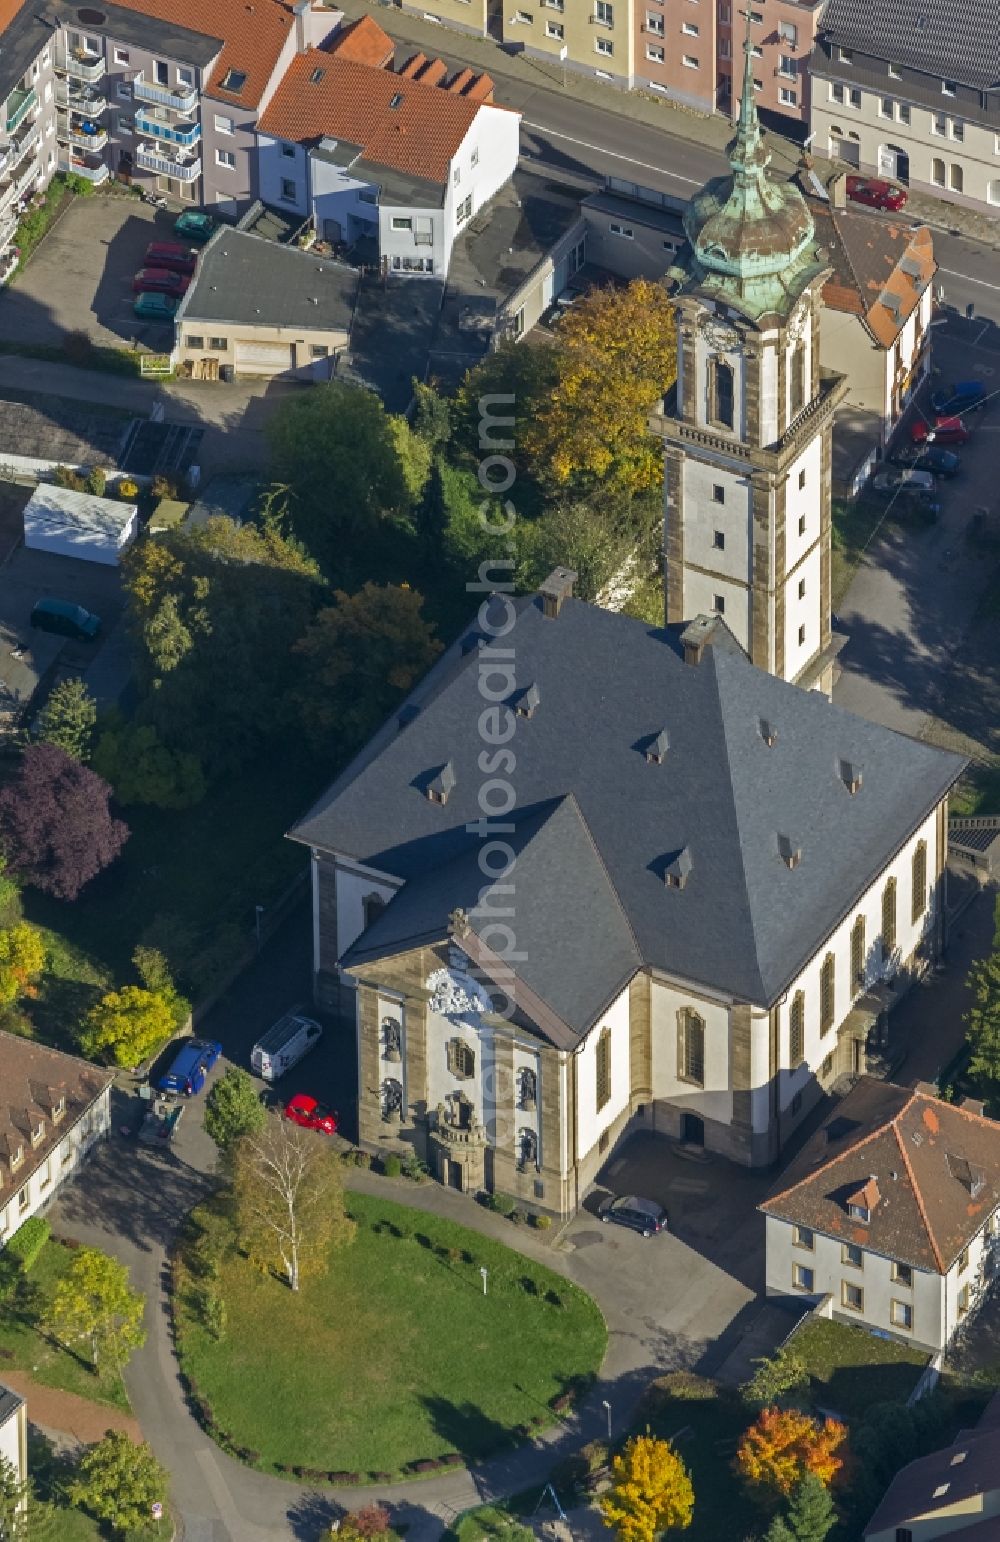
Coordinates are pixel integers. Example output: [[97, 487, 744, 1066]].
[[930, 381, 988, 416], [30, 596, 101, 640], [251, 1010, 323, 1083], [910, 415, 970, 446], [144, 240, 197, 275], [846, 175, 908, 212], [871, 468, 936, 496], [174, 211, 216, 243], [157, 1038, 222, 1096], [888, 444, 961, 476], [598, 1194, 668, 1238], [134, 290, 179, 320], [132, 266, 189, 297], [284, 1093, 338, 1134]]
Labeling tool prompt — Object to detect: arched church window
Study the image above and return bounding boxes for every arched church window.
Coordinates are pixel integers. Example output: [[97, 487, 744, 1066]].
[[381, 1016, 402, 1061], [790, 342, 806, 416], [677, 1008, 705, 1087], [711, 358, 734, 430], [447, 1038, 475, 1080], [517, 1067, 537, 1110], [517, 1128, 538, 1170], [381, 1078, 403, 1121]]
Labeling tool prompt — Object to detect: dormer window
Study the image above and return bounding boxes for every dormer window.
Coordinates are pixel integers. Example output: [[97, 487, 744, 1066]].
[[846, 1175, 880, 1223], [220, 69, 246, 93], [427, 761, 456, 805], [31, 1123, 45, 1147], [848, 1203, 870, 1224], [9, 1145, 23, 1173], [52, 1097, 65, 1123]]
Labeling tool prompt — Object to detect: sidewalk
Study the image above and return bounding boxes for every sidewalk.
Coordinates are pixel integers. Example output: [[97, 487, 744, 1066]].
[[0, 1368, 142, 1446]]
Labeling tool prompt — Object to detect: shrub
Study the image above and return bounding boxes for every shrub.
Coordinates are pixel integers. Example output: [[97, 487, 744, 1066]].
[[485, 1192, 516, 1217], [6, 1215, 49, 1272], [117, 479, 139, 501], [381, 1153, 401, 1178], [401, 1149, 428, 1180], [343, 1504, 392, 1537], [52, 464, 85, 491], [63, 330, 93, 367], [531, 1213, 552, 1230], [580, 1440, 610, 1474], [353, 1150, 372, 1170]]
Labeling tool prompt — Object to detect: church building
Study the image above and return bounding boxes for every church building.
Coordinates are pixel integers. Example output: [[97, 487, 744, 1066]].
[[289, 43, 965, 1220]]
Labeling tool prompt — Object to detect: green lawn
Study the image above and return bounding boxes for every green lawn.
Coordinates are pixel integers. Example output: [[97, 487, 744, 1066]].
[[174, 1192, 606, 1479], [831, 496, 886, 606], [0, 1241, 130, 1412], [790, 1318, 929, 1421], [637, 1374, 750, 1542], [948, 764, 1000, 819]]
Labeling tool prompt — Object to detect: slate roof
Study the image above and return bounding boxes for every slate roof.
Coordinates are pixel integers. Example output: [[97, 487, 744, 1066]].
[[761, 1078, 1000, 1273], [177, 228, 358, 331], [863, 1394, 1000, 1537], [817, 0, 1000, 88], [0, 1031, 112, 1206], [291, 595, 964, 1035], [258, 49, 486, 185], [0, 1383, 23, 1433], [811, 199, 936, 348]]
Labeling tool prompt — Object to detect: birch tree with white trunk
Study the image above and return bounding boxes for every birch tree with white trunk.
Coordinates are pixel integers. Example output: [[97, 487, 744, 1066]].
[[232, 1114, 354, 1291]]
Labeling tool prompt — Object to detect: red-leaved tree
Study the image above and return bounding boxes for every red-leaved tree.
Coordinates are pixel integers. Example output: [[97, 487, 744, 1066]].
[[0, 743, 129, 900]]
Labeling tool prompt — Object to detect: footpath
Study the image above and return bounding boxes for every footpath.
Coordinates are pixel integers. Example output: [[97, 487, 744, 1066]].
[[0, 1367, 142, 1446]]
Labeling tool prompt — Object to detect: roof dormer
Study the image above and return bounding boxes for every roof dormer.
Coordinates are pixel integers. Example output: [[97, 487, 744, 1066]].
[[846, 1174, 880, 1224]]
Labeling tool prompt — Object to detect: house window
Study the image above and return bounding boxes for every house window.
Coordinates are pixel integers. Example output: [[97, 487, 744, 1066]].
[[831, 83, 844, 104], [646, 12, 664, 31], [517, 1067, 537, 1109], [220, 69, 246, 93], [31, 1124, 44, 1148], [779, 55, 797, 77], [711, 357, 734, 428], [851, 914, 866, 987], [176, 67, 194, 88], [471, 147, 479, 166], [447, 1038, 475, 1079], [38, 1157, 51, 1190], [9, 1146, 23, 1173], [714, 595, 725, 614], [792, 1263, 814, 1291], [879, 96, 893, 117], [453, 166, 461, 185], [713, 530, 725, 550], [52, 1097, 65, 1124], [932, 112, 947, 135], [958, 1282, 971, 1315], [154, 60, 169, 85], [547, 21, 565, 37], [950, 164, 963, 193], [798, 514, 806, 536], [848, 1202, 870, 1224], [216, 149, 236, 169], [892, 1261, 913, 1287], [646, 44, 664, 60], [17, 1185, 28, 1213], [882, 878, 897, 958], [842, 1243, 863, 1268], [310, 345, 329, 360], [942, 79, 956, 95], [911, 840, 927, 924], [609, 222, 633, 238], [779, 88, 796, 106], [790, 342, 805, 415], [888, 62, 901, 78], [363, 893, 386, 927], [596, 1027, 612, 1111], [932, 157, 946, 186], [456, 195, 472, 224], [798, 578, 806, 600], [958, 1246, 969, 1273], [596, 37, 614, 55], [61, 1140, 72, 1167], [820, 953, 835, 1036], [793, 1224, 814, 1250], [990, 179, 1000, 206], [281, 143, 295, 159], [849, 88, 861, 107], [899, 103, 911, 124], [789, 990, 804, 1067], [279, 179, 296, 201], [215, 114, 235, 134], [114, 47, 129, 64], [836, 45, 852, 62], [682, 20, 698, 34], [842, 1281, 864, 1312], [682, 54, 699, 68], [797, 624, 806, 646], [713, 484, 725, 503], [951, 119, 965, 142], [891, 1300, 913, 1330], [778, 19, 797, 43], [595, 0, 613, 20], [678, 1008, 705, 1086], [391, 216, 413, 230]]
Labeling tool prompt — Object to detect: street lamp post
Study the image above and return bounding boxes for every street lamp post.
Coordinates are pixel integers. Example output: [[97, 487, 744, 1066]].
[[602, 1398, 612, 1441], [480, 1266, 489, 1296]]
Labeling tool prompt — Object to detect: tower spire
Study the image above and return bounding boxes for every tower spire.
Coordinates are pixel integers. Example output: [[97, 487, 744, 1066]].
[[728, 5, 768, 177]]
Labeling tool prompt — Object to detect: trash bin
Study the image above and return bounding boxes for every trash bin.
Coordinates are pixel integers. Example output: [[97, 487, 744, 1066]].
[[220, 363, 235, 382]]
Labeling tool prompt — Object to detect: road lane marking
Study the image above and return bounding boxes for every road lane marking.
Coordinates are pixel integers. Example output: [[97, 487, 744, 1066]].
[[939, 266, 1000, 293], [523, 121, 704, 186]]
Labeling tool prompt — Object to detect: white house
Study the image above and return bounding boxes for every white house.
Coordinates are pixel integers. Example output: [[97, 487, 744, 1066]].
[[23, 485, 139, 568], [761, 1077, 1000, 1353], [0, 1032, 112, 1246], [0, 1383, 26, 1509], [255, 17, 520, 279]]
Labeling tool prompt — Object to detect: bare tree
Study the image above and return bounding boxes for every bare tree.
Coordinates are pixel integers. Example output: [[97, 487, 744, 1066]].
[[232, 1116, 354, 1291]]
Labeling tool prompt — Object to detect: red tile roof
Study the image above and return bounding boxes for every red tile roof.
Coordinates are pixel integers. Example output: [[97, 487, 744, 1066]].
[[107, 0, 302, 108], [328, 14, 395, 68], [761, 1077, 1000, 1273], [812, 199, 936, 347], [0, 1031, 112, 1206], [258, 49, 489, 184]]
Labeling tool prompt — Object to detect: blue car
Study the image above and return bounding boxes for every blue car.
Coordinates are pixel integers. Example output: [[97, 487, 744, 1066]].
[[931, 381, 988, 415], [157, 1038, 222, 1096]]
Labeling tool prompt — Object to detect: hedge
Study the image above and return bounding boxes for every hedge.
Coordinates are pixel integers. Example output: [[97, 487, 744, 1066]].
[[6, 1215, 50, 1272]]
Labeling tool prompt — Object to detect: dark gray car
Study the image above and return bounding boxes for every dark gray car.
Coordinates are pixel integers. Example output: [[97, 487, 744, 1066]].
[[599, 1194, 668, 1237]]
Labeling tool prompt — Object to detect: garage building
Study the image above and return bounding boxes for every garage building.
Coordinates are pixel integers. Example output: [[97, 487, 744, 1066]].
[[173, 227, 359, 381], [23, 485, 139, 567]]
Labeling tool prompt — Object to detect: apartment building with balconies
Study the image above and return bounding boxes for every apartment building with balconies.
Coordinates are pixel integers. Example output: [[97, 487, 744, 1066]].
[[0, 17, 59, 279]]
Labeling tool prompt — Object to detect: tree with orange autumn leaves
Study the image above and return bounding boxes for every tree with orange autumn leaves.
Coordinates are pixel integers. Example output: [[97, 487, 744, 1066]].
[[736, 1406, 847, 1499]]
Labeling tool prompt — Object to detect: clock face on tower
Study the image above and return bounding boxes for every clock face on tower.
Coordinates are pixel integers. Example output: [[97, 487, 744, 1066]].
[[700, 315, 741, 354]]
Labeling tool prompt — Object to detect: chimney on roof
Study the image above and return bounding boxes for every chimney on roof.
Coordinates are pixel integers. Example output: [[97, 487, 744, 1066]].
[[293, 0, 310, 54], [914, 1080, 939, 1097], [777, 833, 802, 870], [646, 729, 669, 765], [427, 761, 456, 805], [830, 171, 847, 209], [960, 1095, 986, 1118], [759, 718, 777, 748], [539, 567, 577, 619], [679, 614, 720, 666], [839, 759, 863, 796]]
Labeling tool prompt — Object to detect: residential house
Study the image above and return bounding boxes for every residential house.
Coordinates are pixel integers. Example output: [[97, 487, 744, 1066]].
[[173, 225, 358, 378], [864, 1393, 1000, 1540], [0, 1383, 26, 1516], [289, 569, 963, 1219], [256, 16, 519, 279], [810, 0, 1000, 212], [0, 1032, 112, 1246], [761, 1077, 1000, 1353]]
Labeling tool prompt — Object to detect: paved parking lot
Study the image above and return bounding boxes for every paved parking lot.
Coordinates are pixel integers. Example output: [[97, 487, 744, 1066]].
[[0, 541, 125, 713], [0, 194, 180, 350]]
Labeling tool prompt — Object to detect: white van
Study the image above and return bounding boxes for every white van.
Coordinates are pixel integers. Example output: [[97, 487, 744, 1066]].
[[251, 1010, 323, 1083]]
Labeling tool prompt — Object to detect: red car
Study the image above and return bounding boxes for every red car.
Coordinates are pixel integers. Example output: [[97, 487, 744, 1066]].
[[144, 240, 197, 276], [132, 267, 190, 296], [284, 1093, 338, 1134], [846, 175, 909, 213], [910, 415, 970, 446]]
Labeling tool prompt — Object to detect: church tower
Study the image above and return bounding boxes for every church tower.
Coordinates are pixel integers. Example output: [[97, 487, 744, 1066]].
[[652, 26, 848, 692]]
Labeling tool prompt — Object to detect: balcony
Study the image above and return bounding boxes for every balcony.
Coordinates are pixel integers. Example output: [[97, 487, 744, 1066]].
[[133, 76, 198, 114], [134, 110, 201, 147], [135, 142, 201, 181], [10, 123, 40, 166], [60, 155, 109, 185], [57, 82, 108, 117], [66, 123, 108, 153], [0, 215, 18, 253], [55, 49, 105, 84], [6, 88, 37, 135]]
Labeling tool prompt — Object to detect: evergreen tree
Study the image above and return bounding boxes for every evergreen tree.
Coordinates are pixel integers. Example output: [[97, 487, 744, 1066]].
[[35, 678, 97, 762], [966, 952, 1000, 1098], [783, 1473, 836, 1542]]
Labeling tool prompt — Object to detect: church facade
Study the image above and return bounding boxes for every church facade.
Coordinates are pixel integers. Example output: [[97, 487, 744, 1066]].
[[289, 44, 965, 1220]]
